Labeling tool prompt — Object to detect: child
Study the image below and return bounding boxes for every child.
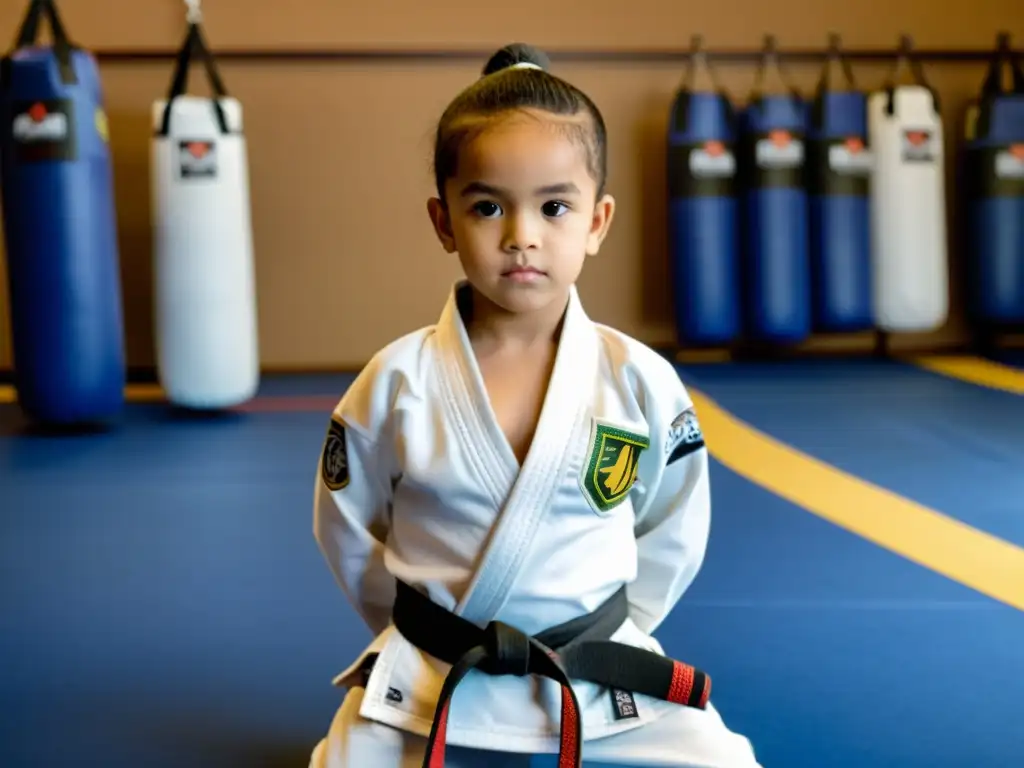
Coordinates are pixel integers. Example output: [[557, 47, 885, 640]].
[[310, 43, 761, 768]]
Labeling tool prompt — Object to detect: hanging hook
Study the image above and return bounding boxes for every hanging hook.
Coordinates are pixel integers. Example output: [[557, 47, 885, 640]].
[[684, 33, 722, 93], [184, 0, 202, 24], [689, 34, 706, 67]]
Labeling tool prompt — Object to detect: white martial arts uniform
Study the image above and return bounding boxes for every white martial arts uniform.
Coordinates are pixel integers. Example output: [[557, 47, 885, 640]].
[[310, 282, 761, 768]]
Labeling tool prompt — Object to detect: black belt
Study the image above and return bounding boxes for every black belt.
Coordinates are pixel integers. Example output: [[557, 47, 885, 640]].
[[391, 580, 711, 768]]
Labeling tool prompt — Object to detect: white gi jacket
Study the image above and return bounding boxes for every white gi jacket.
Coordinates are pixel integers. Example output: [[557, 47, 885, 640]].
[[314, 281, 711, 755]]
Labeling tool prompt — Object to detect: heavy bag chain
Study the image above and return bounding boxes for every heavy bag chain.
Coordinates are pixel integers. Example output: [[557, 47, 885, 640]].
[[2, 0, 77, 86], [669, 35, 734, 135], [808, 34, 857, 132], [158, 0, 231, 137], [970, 33, 1024, 144], [882, 35, 939, 115], [748, 35, 803, 110]]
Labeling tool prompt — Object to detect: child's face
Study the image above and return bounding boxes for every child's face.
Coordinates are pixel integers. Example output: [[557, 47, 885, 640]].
[[428, 109, 615, 317]]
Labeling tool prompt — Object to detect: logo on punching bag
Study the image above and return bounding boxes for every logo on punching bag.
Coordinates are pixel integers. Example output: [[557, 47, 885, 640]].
[[995, 144, 1024, 180], [828, 136, 874, 175], [178, 140, 218, 179], [755, 129, 804, 169], [901, 129, 935, 163], [10, 99, 77, 163], [689, 140, 736, 178]]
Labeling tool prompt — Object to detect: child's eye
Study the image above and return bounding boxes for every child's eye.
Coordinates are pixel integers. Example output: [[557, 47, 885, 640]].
[[542, 201, 569, 217], [472, 201, 502, 218]]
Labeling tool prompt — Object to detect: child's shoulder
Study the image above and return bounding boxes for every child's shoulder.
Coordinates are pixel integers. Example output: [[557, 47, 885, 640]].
[[592, 322, 695, 429], [332, 325, 436, 435], [363, 325, 437, 378], [593, 323, 688, 394]]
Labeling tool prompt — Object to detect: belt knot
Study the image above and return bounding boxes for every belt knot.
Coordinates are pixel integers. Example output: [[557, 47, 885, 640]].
[[482, 620, 531, 676]]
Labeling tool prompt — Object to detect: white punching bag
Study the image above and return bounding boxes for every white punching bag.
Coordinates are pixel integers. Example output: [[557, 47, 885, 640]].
[[151, 19, 259, 409], [867, 38, 949, 333]]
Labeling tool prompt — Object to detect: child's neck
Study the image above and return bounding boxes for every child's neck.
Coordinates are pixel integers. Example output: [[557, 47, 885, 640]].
[[464, 287, 568, 355]]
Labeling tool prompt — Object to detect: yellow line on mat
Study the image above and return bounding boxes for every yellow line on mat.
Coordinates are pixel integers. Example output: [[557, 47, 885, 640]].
[[0, 384, 166, 403], [4, 379, 1022, 611], [689, 388, 1024, 613], [123, 384, 166, 401], [910, 355, 1024, 395]]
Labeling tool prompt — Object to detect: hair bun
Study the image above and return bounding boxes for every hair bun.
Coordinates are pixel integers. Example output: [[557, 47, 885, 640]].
[[482, 43, 551, 76]]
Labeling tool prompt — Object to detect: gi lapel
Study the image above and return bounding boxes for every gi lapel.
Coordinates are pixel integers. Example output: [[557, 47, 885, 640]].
[[433, 284, 521, 515], [434, 281, 599, 626]]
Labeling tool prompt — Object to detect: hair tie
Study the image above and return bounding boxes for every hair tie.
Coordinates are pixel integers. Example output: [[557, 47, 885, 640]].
[[510, 62, 543, 71]]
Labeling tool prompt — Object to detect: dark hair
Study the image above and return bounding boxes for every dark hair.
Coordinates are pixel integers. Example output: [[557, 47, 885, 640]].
[[432, 43, 608, 203]]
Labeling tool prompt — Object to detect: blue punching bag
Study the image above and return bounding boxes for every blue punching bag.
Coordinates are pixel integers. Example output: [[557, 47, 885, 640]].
[[806, 36, 874, 332], [964, 33, 1024, 326], [0, 0, 125, 426], [740, 37, 811, 343], [667, 37, 741, 346]]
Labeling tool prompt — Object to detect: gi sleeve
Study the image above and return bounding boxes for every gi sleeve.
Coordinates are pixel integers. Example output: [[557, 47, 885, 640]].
[[313, 410, 397, 636], [627, 394, 711, 636]]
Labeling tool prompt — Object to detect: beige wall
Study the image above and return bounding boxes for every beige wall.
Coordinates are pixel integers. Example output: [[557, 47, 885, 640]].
[[1, 0, 1023, 371]]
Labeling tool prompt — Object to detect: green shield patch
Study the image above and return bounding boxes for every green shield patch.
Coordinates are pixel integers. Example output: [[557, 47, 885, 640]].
[[580, 420, 650, 514]]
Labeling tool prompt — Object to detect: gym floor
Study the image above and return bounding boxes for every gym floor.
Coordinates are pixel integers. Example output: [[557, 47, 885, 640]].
[[2, 354, 1023, 768]]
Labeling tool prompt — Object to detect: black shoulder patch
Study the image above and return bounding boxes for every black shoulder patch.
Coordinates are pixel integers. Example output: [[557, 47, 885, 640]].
[[666, 408, 705, 465], [321, 416, 351, 490]]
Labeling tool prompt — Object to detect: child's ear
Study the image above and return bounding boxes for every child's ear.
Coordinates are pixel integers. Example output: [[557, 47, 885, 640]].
[[427, 197, 457, 253], [585, 194, 616, 256]]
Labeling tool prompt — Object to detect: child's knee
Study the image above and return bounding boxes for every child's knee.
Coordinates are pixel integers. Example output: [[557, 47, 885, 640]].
[[313, 686, 427, 768], [307, 738, 326, 768], [583, 704, 761, 768]]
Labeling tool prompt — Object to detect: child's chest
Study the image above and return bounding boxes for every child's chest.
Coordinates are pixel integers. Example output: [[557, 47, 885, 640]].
[[476, 348, 557, 466]]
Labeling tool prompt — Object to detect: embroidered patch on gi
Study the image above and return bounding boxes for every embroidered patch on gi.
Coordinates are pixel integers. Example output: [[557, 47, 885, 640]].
[[611, 688, 639, 720], [666, 407, 705, 465], [580, 420, 650, 514], [321, 416, 350, 491]]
